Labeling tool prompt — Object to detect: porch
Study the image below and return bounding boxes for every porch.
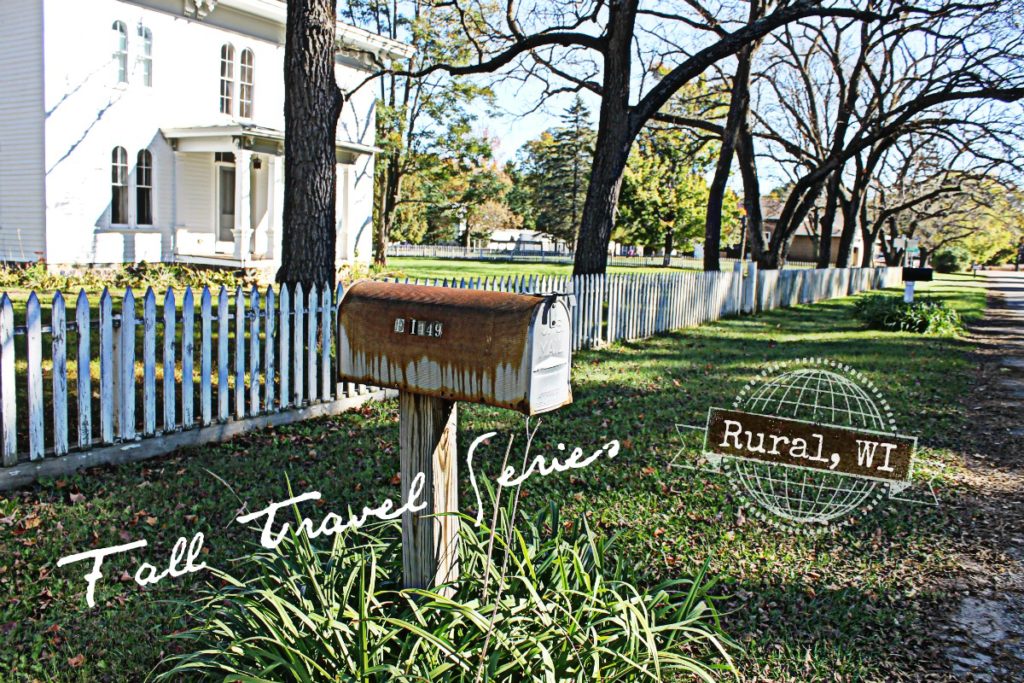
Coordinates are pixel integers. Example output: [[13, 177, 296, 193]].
[[162, 123, 374, 268]]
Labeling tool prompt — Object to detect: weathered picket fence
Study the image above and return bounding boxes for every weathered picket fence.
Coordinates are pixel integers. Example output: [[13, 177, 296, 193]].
[[387, 243, 818, 270], [0, 266, 899, 489]]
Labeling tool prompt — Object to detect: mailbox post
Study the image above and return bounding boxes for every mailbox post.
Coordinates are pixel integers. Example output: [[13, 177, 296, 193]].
[[337, 281, 573, 590]]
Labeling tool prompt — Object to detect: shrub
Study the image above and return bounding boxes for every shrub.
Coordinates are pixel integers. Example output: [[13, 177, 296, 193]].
[[931, 247, 970, 273], [0, 260, 257, 293], [854, 294, 963, 335], [154, 503, 734, 682]]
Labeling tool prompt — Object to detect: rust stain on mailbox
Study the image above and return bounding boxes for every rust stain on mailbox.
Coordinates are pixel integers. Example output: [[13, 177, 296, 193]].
[[337, 280, 573, 414]]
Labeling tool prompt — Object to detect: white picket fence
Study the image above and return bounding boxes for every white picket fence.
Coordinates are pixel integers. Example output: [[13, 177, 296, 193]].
[[0, 266, 899, 489], [387, 243, 819, 270]]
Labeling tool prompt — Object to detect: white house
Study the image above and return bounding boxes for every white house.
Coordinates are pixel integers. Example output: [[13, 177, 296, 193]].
[[0, 0, 411, 273]]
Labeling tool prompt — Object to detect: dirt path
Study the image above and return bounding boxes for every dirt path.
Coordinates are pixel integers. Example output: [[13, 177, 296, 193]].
[[938, 271, 1024, 681]]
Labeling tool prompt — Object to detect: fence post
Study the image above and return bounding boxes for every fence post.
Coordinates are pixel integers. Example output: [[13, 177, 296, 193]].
[[0, 295, 14, 464], [744, 263, 758, 314], [26, 293, 44, 459], [75, 290, 91, 449], [119, 289, 136, 441], [52, 292, 69, 456], [265, 286, 276, 410], [143, 288, 157, 436], [250, 286, 261, 416], [163, 289, 177, 432], [182, 287, 195, 429]]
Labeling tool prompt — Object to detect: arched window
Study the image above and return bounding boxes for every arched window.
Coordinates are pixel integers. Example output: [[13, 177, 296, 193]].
[[139, 26, 153, 87], [136, 150, 153, 225], [239, 49, 254, 118], [219, 44, 234, 115], [112, 21, 128, 84], [111, 147, 129, 224]]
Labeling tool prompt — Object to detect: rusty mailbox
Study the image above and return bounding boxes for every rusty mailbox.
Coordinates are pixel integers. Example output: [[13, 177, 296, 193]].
[[336, 280, 573, 591], [337, 280, 573, 414]]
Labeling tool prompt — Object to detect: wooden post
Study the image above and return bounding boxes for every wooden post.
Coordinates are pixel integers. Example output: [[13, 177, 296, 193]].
[[399, 391, 459, 592]]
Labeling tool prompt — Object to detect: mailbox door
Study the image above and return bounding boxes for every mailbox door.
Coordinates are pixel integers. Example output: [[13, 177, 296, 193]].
[[527, 299, 572, 413]]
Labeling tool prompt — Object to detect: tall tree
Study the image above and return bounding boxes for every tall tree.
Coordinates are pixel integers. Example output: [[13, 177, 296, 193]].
[[752, 0, 1024, 268], [361, 0, 885, 274], [278, 0, 344, 290], [514, 97, 595, 246], [341, 0, 493, 265]]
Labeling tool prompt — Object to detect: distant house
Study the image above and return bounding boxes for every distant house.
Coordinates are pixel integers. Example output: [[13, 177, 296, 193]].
[[483, 229, 569, 253], [0, 0, 411, 274], [750, 197, 868, 265]]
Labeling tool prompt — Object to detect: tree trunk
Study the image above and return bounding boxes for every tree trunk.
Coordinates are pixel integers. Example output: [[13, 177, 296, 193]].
[[705, 46, 754, 272], [835, 185, 860, 268], [663, 226, 673, 267], [374, 154, 402, 266], [816, 172, 841, 268], [278, 0, 343, 290], [572, 0, 638, 276], [736, 127, 765, 262]]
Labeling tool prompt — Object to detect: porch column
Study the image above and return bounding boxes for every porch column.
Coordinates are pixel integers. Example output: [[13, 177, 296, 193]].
[[232, 148, 252, 261], [253, 155, 275, 258]]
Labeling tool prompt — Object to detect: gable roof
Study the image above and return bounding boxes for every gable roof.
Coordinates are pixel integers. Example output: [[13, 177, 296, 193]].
[[208, 0, 414, 61]]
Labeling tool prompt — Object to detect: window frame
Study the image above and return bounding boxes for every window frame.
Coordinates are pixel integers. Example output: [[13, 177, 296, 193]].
[[219, 43, 235, 115], [239, 48, 255, 119], [136, 149, 154, 226], [139, 25, 153, 87], [111, 147, 129, 226], [112, 21, 128, 84]]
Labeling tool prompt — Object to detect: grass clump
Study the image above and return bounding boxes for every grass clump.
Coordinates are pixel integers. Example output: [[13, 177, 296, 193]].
[[154, 502, 733, 682], [854, 294, 964, 335]]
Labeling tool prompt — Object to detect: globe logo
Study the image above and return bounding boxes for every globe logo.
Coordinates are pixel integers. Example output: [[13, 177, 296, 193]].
[[709, 358, 900, 533]]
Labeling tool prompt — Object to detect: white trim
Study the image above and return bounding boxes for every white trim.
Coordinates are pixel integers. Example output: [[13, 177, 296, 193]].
[[217, 0, 414, 60]]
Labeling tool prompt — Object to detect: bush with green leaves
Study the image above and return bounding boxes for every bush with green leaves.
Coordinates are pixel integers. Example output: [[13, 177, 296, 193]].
[[154, 501, 734, 682], [931, 246, 970, 273], [854, 294, 963, 335]]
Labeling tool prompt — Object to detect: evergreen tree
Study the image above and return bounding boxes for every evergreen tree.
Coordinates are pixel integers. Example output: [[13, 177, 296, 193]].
[[514, 97, 595, 246]]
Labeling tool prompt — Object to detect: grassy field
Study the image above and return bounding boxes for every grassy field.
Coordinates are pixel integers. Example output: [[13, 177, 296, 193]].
[[0, 275, 990, 680]]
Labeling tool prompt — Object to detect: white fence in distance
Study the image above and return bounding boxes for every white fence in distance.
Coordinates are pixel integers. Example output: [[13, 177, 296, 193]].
[[386, 243, 819, 270], [0, 266, 899, 489]]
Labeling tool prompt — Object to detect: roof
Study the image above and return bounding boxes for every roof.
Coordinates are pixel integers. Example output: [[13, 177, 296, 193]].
[[161, 123, 379, 157], [212, 0, 415, 61]]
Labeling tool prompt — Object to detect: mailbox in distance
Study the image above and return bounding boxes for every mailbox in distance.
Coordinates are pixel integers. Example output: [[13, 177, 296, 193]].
[[902, 267, 933, 282], [337, 281, 573, 415]]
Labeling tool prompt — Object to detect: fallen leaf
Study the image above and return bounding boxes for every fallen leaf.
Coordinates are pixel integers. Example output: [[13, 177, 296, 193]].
[[67, 654, 85, 668], [69, 492, 86, 504]]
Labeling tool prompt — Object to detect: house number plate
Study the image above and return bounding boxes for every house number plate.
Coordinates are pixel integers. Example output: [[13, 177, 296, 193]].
[[393, 318, 443, 338]]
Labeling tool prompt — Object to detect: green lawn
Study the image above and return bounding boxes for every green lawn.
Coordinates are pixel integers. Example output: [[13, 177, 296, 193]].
[[378, 256, 689, 279], [0, 275, 989, 680]]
